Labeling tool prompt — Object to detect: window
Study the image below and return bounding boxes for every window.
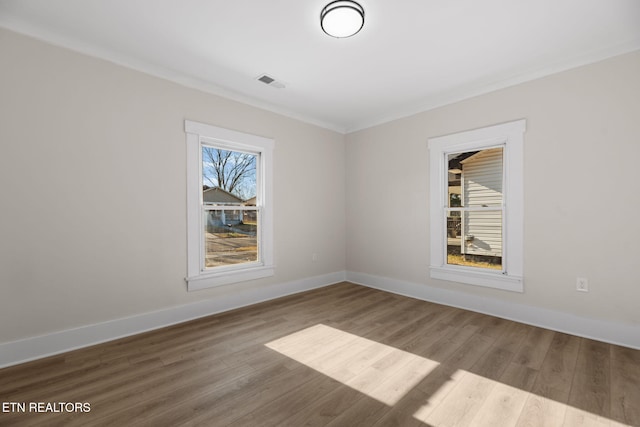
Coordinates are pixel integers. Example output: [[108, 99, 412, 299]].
[[428, 120, 525, 292], [185, 120, 274, 291]]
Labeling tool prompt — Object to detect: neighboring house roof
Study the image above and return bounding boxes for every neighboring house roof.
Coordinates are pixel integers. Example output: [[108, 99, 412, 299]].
[[203, 187, 244, 204], [448, 151, 478, 173], [244, 196, 256, 206]]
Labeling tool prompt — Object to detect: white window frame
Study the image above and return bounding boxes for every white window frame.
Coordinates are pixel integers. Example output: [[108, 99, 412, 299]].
[[428, 119, 525, 293], [185, 120, 274, 291]]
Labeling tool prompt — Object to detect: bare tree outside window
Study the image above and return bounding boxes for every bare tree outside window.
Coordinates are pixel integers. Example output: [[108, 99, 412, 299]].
[[202, 147, 256, 200]]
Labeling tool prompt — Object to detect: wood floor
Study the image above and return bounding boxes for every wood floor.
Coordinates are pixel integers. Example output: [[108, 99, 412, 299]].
[[1, 282, 639, 426]]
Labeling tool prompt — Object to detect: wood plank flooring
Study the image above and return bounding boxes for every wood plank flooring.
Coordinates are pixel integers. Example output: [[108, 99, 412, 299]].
[[1, 282, 638, 426]]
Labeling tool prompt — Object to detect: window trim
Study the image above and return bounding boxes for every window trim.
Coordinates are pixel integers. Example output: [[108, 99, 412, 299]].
[[428, 119, 525, 293], [185, 120, 274, 291]]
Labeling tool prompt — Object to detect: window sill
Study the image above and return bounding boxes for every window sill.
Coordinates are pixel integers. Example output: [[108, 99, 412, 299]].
[[430, 266, 523, 293], [186, 264, 275, 291]]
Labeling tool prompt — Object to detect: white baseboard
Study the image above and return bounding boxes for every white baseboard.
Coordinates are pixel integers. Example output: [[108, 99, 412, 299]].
[[346, 271, 640, 350], [0, 271, 346, 369]]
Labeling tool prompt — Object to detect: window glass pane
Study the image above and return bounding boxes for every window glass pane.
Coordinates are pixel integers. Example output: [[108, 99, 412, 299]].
[[447, 210, 502, 270], [448, 147, 503, 208], [202, 147, 257, 205], [204, 210, 258, 268], [202, 146, 259, 269]]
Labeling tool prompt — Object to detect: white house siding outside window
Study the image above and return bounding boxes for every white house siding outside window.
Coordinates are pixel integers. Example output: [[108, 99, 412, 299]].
[[428, 120, 525, 292]]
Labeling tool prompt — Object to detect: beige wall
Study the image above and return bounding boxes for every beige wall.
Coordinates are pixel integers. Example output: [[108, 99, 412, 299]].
[[0, 29, 346, 343], [2, 26, 639, 346], [346, 50, 640, 326]]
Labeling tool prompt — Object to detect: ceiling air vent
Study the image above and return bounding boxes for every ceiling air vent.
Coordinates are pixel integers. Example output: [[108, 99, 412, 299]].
[[256, 74, 285, 89]]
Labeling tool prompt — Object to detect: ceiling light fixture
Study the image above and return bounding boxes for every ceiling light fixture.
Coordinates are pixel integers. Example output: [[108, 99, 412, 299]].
[[320, 1, 365, 38]]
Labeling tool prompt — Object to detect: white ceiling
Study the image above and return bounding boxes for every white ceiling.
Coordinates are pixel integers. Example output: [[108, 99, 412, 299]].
[[1, 0, 639, 133]]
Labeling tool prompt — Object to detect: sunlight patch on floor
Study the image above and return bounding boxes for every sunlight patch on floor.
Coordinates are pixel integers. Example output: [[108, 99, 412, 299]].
[[265, 325, 627, 426], [265, 324, 439, 406], [416, 371, 524, 426]]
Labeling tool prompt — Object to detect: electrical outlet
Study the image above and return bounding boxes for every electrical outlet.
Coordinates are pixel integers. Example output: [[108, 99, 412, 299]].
[[576, 277, 588, 292]]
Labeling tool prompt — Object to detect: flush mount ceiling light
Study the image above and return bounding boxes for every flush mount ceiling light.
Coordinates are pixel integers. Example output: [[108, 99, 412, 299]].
[[320, 1, 365, 38]]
